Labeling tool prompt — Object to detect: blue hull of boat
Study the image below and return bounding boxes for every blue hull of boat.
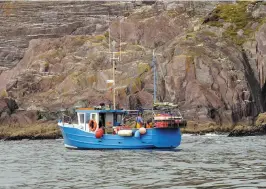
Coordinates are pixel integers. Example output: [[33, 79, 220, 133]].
[[59, 126, 181, 149]]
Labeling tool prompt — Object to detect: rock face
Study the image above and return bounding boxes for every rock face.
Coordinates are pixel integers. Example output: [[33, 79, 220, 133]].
[[0, 1, 135, 68], [0, 97, 18, 115], [1, 1, 266, 129], [228, 125, 266, 137]]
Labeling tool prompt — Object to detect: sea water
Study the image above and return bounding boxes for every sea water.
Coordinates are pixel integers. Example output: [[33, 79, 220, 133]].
[[0, 135, 266, 189]]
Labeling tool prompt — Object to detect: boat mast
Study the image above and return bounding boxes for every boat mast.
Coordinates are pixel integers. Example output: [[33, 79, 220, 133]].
[[111, 52, 118, 110], [108, 13, 115, 110], [108, 13, 111, 56], [153, 50, 156, 104], [108, 13, 121, 110]]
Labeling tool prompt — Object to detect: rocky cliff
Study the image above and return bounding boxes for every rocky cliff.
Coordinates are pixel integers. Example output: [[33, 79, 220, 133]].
[[1, 1, 266, 131]]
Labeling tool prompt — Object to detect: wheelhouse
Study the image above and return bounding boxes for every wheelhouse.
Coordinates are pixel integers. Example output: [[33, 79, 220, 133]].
[[76, 108, 127, 133]]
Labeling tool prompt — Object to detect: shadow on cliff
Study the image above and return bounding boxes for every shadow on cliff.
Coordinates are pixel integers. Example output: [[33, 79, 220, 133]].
[[240, 50, 265, 123]]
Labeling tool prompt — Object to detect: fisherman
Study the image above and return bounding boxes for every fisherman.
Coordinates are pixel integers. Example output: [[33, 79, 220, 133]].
[[98, 114, 105, 133], [146, 118, 153, 128], [136, 112, 144, 129]]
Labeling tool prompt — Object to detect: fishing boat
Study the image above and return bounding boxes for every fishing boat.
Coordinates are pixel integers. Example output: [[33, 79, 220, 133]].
[[58, 103, 186, 149], [58, 17, 187, 149]]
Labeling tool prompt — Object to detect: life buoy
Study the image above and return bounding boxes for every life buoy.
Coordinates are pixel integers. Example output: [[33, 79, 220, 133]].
[[88, 120, 97, 132]]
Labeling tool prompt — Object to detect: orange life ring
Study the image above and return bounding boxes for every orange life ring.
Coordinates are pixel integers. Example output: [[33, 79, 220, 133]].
[[88, 120, 97, 132]]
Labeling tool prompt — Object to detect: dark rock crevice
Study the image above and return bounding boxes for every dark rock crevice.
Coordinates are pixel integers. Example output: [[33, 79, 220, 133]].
[[261, 82, 266, 110], [0, 98, 18, 117], [241, 50, 265, 119]]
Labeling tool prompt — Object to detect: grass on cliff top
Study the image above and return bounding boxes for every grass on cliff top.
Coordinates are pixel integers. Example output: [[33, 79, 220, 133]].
[[215, 2, 251, 28], [0, 123, 61, 140], [206, 1, 264, 45], [72, 35, 107, 47]]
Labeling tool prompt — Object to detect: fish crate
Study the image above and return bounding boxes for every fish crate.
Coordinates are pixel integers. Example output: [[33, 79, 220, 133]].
[[154, 120, 187, 128]]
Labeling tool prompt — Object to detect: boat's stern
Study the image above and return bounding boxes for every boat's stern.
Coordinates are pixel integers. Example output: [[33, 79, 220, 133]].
[[151, 128, 181, 148]]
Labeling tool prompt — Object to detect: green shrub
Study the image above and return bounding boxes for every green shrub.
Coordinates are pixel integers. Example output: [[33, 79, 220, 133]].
[[0, 89, 8, 98], [167, 10, 178, 18], [137, 62, 150, 74], [208, 21, 223, 27], [43, 62, 49, 72], [104, 31, 109, 39], [91, 35, 106, 43], [216, 2, 251, 28]]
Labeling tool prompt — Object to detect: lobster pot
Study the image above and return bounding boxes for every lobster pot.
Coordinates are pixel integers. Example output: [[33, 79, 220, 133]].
[[118, 130, 133, 136]]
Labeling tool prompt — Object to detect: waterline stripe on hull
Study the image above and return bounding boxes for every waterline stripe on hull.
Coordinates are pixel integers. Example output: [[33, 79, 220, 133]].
[[66, 137, 154, 149]]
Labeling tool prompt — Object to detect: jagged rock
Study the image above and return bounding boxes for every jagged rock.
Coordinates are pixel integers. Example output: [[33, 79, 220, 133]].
[[228, 112, 266, 136], [237, 29, 244, 37], [252, 4, 266, 19], [0, 1, 137, 67], [202, 9, 220, 24], [0, 98, 18, 116], [1, 1, 266, 130], [5, 98, 18, 114], [0, 99, 9, 114], [166, 2, 178, 11], [73, 100, 89, 109], [0, 103, 39, 126], [128, 94, 142, 110], [228, 125, 266, 137]]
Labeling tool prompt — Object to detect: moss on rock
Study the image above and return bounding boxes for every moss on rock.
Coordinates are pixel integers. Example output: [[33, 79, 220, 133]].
[[205, 1, 265, 45], [137, 62, 150, 74], [0, 89, 8, 98], [0, 123, 61, 140], [255, 112, 266, 127]]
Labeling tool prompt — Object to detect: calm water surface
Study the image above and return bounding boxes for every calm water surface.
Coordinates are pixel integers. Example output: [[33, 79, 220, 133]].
[[1, 135, 266, 189]]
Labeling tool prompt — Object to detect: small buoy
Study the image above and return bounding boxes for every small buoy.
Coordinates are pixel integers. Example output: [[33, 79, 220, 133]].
[[95, 128, 104, 138], [139, 127, 146, 135], [134, 130, 140, 138]]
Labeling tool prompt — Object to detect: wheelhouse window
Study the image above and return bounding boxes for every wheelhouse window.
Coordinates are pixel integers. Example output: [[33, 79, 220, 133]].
[[91, 113, 96, 121], [117, 114, 122, 124], [79, 113, 85, 124], [114, 114, 123, 126]]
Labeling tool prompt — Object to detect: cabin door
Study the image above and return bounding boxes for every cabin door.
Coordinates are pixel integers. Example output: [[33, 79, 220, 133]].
[[99, 113, 105, 128]]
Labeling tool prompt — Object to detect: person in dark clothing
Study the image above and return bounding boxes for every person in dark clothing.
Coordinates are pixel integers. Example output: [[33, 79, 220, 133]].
[[98, 114, 105, 133], [99, 120, 103, 128]]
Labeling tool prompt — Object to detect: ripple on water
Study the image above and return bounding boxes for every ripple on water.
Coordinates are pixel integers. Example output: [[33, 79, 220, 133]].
[[0, 136, 266, 189]]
